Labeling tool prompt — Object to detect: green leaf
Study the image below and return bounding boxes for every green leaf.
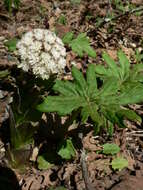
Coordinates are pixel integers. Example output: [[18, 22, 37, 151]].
[[37, 96, 85, 115], [81, 104, 102, 125], [103, 143, 120, 155], [132, 63, 143, 74], [53, 80, 78, 96], [62, 32, 74, 44], [4, 38, 18, 51], [83, 44, 97, 58], [86, 64, 97, 96], [11, 78, 42, 126], [9, 114, 35, 150], [94, 50, 143, 95], [94, 65, 111, 77], [4, 0, 20, 12], [118, 50, 130, 79], [88, 104, 102, 124], [58, 139, 76, 160], [0, 70, 10, 79], [134, 73, 143, 82], [111, 157, 128, 171], [107, 121, 114, 137], [69, 33, 96, 58], [135, 49, 143, 64], [13, 0, 20, 9], [102, 109, 126, 128], [95, 51, 132, 83], [117, 109, 142, 124], [118, 84, 143, 105], [99, 78, 119, 97], [4, 0, 12, 12], [102, 52, 119, 78], [37, 63, 143, 134], [58, 15, 67, 25], [72, 66, 87, 96], [81, 106, 90, 123], [37, 155, 53, 170]]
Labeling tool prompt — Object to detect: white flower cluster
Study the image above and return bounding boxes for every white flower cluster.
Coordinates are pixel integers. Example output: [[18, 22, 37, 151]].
[[17, 29, 67, 80]]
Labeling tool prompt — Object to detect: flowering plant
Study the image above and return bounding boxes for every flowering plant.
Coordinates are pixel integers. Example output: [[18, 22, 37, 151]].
[[17, 29, 67, 80]]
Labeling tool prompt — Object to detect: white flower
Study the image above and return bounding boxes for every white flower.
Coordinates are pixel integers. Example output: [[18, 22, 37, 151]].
[[18, 47, 27, 59], [18, 61, 29, 72], [44, 42, 51, 51], [56, 38, 63, 45], [34, 29, 44, 41], [17, 29, 67, 80], [60, 47, 67, 57], [51, 48, 61, 59], [58, 57, 66, 68], [44, 31, 56, 44], [22, 31, 33, 45], [41, 52, 51, 62]]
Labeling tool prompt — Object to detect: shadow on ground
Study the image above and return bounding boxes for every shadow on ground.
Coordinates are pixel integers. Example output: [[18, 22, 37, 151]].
[[0, 165, 21, 190]]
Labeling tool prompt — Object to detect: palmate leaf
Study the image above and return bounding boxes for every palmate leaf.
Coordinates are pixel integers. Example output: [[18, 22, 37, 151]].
[[69, 33, 96, 57], [37, 64, 100, 123], [37, 63, 143, 132], [96, 50, 143, 89], [63, 33, 96, 58], [95, 50, 131, 82]]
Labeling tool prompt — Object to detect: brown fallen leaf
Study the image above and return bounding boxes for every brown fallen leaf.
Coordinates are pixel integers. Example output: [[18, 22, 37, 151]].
[[111, 175, 143, 190], [55, 24, 71, 38], [107, 49, 118, 60], [21, 170, 58, 190], [83, 131, 102, 152]]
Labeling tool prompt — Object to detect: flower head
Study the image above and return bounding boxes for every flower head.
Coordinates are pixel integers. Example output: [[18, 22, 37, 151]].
[[17, 29, 67, 79]]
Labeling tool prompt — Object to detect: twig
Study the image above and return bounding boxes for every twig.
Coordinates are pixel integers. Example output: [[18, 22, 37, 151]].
[[126, 130, 143, 137], [81, 150, 95, 190], [79, 133, 95, 190], [97, 6, 143, 28], [0, 13, 13, 21]]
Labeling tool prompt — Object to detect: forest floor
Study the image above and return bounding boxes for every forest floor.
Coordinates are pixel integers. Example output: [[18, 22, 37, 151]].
[[0, 0, 143, 190]]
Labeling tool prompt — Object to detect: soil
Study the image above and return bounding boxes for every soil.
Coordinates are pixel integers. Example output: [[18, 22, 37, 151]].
[[0, 0, 143, 190]]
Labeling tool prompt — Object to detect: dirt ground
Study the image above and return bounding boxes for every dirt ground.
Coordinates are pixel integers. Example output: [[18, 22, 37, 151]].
[[0, 0, 143, 190]]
